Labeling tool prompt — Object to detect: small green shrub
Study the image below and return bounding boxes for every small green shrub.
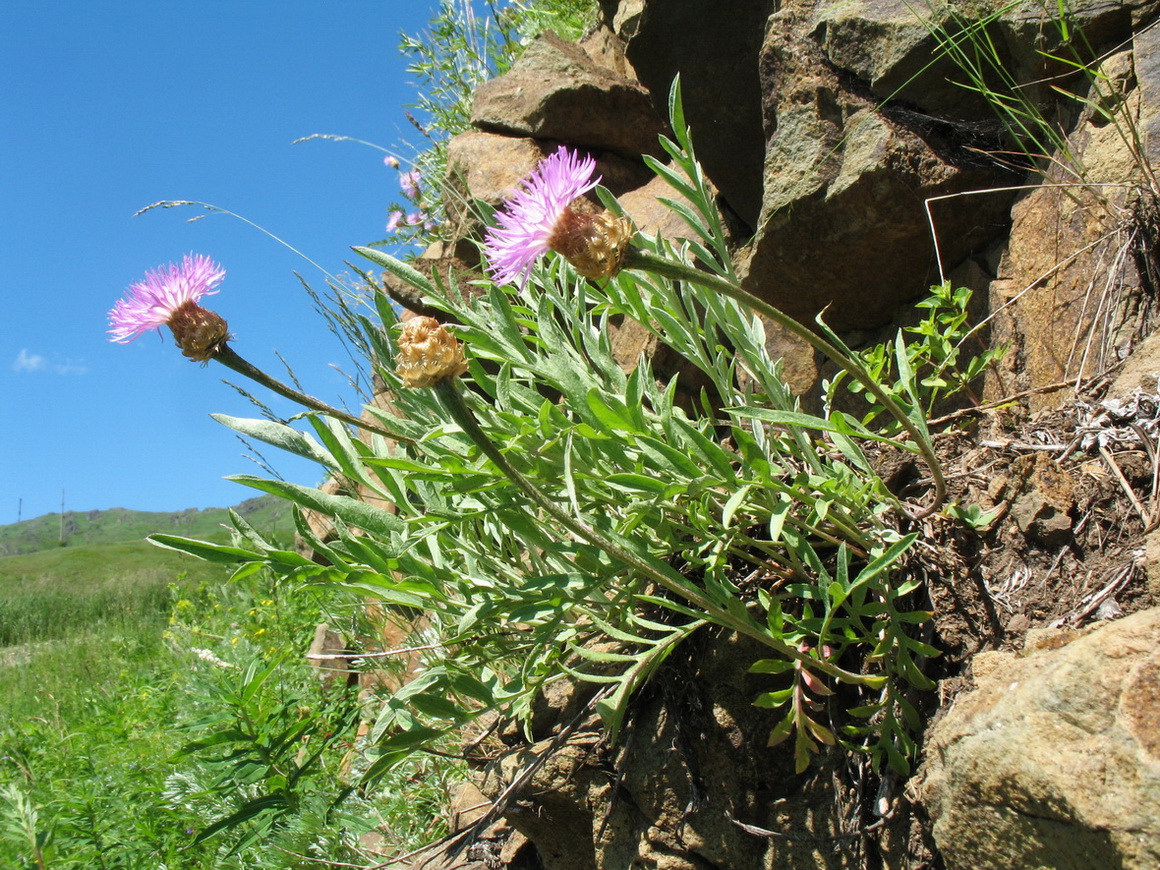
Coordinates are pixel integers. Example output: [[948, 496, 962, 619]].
[[0, 571, 457, 867], [826, 281, 1006, 432]]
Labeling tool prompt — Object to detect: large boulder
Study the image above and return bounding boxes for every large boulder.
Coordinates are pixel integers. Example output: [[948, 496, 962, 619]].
[[738, 3, 1018, 333], [609, 0, 775, 230], [918, 608, 1160, 869], [470, 30, 666, 159], [986, 18, 1160, 412]]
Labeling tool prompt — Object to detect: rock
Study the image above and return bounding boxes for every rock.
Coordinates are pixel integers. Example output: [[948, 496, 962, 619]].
[[918, 607, 1160, 869], [444, 131, 547, 243], [1110, 330, 1160, 397], [617, 172, 698, 240], [481, 735, 606, 870], [984, 18, 1160, 412], [307, 623, 350, 692], [578, 22, 638, 81], [470, 31, 666, 159], [610, 0, 773, 229], [1005, 452, 1077, 547], [447, 780, 493, 832], [758, 319, 822, 402], [984, 172, 1149, 413], [812, 0, 1134, 122], [1144, 527, 1160, 603], [739, 6, 1016, 333]]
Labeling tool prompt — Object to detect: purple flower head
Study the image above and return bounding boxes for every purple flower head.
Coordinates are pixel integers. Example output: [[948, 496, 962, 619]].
[[483, 147, 600, 289], [386, 210, 404, 232], [384, 155, 400, 169], [107, 254, 225, 344], [399, 169, 421, 199], [405, 211, 425, 226]]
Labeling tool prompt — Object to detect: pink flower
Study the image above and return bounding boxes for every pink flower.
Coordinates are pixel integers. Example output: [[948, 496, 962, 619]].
[[482, 147, 600, 289], [405, 211, 425, 226], [386, 210, 404, 232], [384, 155, 400, 169], [107, 254, 225, 344], [399, 169, 421, 199]]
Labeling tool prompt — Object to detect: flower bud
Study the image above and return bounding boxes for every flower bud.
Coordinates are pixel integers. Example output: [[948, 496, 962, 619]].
[[548, 207, 634, 280], [395, 316, 468, 388], [166, 300, 231, 363]]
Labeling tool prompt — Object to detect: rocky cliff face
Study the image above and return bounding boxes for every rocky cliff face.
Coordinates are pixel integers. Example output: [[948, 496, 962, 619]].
[[386, 2, 1160, 867]]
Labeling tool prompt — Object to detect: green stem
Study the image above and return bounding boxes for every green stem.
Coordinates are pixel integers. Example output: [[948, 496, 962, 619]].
[[432, 379, 882, 688], [212, 344, 412, 443], [621, 248, 945, 517]]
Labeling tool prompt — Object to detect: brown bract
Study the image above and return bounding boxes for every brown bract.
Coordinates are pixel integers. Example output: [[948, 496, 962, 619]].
[[167, 300, 230, 363], [395, 316, 468, 388], [548, 206, 634, 280]]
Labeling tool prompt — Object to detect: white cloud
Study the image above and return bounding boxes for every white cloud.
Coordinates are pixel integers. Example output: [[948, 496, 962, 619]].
[[13, 349, 46, 372], [12, 349, 87, 375]]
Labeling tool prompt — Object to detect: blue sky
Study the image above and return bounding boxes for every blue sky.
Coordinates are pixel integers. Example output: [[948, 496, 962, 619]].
[[2, 1, 450, 522]]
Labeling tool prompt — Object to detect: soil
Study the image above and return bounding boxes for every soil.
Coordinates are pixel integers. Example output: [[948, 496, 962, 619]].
[[922, 395, 1155, 665]]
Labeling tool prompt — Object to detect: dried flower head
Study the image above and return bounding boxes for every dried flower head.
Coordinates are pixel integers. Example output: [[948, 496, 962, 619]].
[[166, 303, 231, 362], [395, 316, 468, 388], [484, 146, 628, 289], [107, 254, 230, 362]]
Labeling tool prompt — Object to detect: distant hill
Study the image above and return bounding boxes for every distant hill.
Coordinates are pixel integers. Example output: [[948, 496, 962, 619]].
[[0, 496, 294, 558]]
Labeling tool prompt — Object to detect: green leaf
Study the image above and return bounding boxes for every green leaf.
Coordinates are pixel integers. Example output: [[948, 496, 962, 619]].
[[192, 794, 286, 844], [604, 473, 672, 495], [408, 692, 467, 721], [586, 389, 643, 435], [721, 484, 752, 529], [749, 658, 794, 675], [753, 688, 794, 708], [362, 725, 451, 785], [766, 712, 795, 748], [847, 534, 918, 594], [637, 434, 704, 479], [211, 414, 337, 470], [729, 407, 913, 449], [352, 246, 436, 297], [331, 572, 435, 608], [148, 534, 258, 564], [227, 475, 402, 535], [672, 417, 737, 480], [595, 620, 699, 742]]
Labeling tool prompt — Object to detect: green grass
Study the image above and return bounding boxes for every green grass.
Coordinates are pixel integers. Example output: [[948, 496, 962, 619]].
[[0, 541, 229, 647], [0, 552, 458, 867]]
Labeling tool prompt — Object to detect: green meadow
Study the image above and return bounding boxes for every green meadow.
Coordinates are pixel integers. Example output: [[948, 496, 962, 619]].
[[0, 540, 227, 648], [0, 499, 449, 868]]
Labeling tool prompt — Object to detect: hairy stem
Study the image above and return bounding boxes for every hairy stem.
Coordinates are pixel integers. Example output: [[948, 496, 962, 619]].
[[212, 344, 412, 443]]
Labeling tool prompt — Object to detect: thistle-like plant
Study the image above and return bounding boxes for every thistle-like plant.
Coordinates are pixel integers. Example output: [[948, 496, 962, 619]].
[[140, 80, 943, 780]]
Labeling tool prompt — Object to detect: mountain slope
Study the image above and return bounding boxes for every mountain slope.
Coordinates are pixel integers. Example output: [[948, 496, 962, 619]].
[[0, 496, 293, 557]]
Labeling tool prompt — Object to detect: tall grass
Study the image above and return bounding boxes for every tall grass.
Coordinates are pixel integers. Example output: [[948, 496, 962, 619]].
[[0, 542, 223, 647], [0, 568, 458, 868]]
